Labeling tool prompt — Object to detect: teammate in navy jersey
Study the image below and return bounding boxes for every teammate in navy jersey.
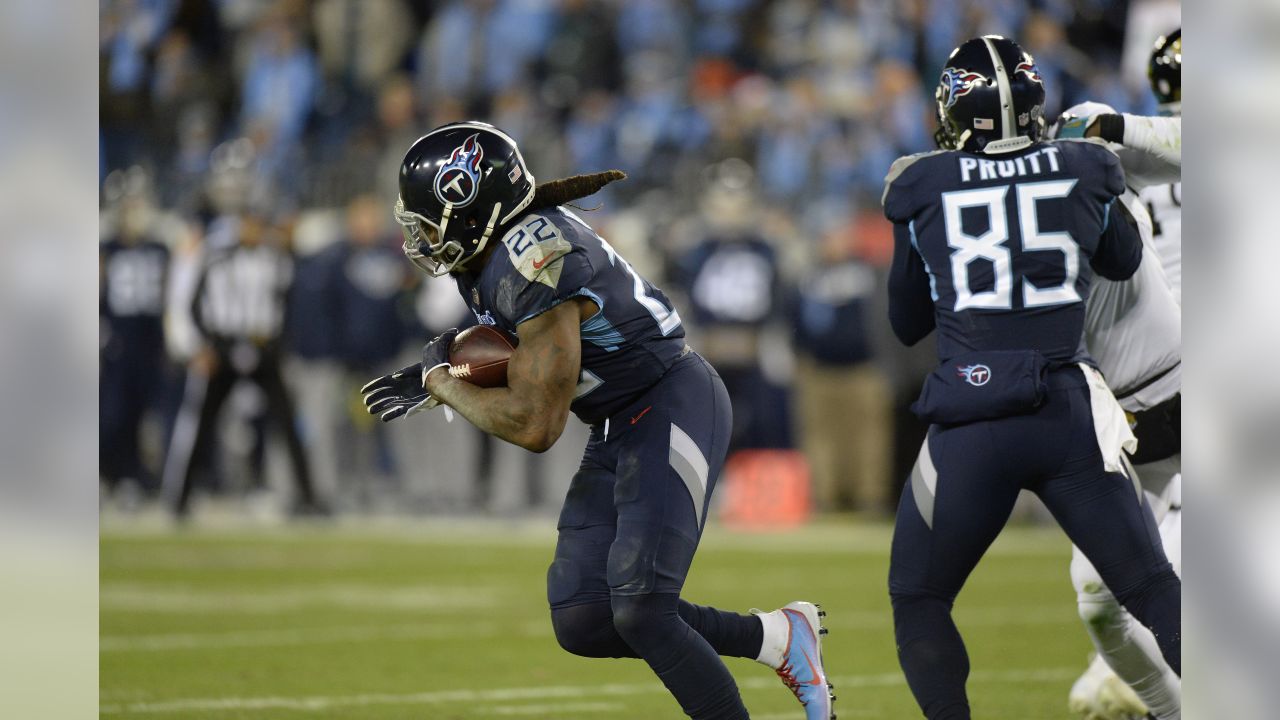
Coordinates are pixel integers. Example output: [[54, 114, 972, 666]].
[[100, 198, 170, 494], [360, 122, 834, 720], [881, 37, 1181, 719]]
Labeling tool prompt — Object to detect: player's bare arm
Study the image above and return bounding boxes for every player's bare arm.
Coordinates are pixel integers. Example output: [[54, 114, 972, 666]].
[[424, 298, 593, 452]]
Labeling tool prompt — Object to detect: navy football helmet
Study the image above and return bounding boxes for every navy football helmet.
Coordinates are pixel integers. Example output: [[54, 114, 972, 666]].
[[934, 36, 1046, 154], [1148, 28, 1181, 111], [395, 122, 536, 276]]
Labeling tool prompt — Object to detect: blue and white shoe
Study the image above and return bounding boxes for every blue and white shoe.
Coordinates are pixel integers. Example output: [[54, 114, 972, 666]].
[[754, 601, 835, 720]]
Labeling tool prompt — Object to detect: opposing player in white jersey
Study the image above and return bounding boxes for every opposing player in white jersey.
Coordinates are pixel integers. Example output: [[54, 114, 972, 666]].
[[1139, 29, 1182, 305], [1051, 29, 1183, 720], [1072, 29, 1181, 303]]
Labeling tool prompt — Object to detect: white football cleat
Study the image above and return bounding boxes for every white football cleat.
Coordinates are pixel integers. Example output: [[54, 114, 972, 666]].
[[754, 601, 835, 720], [1069, 654, 1150, 720]]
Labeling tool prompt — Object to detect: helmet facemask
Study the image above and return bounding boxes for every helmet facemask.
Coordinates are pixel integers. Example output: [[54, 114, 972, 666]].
[[395, 122, 538, 277], [394, 195, 507, 277], [395, 197, 464, 276], [933, 87, 968, 151]]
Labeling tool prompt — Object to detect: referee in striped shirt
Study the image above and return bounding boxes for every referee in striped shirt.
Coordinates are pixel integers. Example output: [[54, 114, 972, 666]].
[[162, 208, 325, 518]]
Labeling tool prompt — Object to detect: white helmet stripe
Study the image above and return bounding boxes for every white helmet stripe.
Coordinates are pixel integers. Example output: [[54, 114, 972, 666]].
[[981, 36, 1017, 141]]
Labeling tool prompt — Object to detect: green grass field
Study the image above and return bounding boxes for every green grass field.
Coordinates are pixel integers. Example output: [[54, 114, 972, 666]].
[[101, 518, 1090, 719]]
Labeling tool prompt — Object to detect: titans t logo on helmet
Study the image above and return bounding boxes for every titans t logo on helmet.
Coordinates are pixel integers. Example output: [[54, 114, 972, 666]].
[[434, 133, 485, 207], [939, 68, 988, 109]]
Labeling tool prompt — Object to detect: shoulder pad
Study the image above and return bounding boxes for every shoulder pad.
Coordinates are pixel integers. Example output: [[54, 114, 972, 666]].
[[1056, 138, 1125, 196], [497, 213, 575, 289], [882, 150, 947, 208]]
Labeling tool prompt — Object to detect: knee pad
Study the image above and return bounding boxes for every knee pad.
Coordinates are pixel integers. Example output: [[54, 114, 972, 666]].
[[610, 593, 680, 649], [547, 552, 611, 610], [550, 601, 629, 658]]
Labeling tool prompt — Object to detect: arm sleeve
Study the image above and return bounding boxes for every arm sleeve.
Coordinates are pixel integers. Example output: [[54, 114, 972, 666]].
[[1090, 199, 1143, 281], [1121, 114, 1181, 168], [887, 221, 936, 346], [1117, 145, 1180, 189]]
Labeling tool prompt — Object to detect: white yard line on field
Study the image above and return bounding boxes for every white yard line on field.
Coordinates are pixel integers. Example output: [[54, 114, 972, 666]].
[[101, 604, 1073, 653], [100, 668, 1079, 715], [100, 583, 505, 614], [492, 702, 625, 715], [99, 621, 509, 652]]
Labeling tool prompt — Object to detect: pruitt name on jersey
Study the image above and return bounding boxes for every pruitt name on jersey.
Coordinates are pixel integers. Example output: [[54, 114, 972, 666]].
[[958, 145, 1063, 183]]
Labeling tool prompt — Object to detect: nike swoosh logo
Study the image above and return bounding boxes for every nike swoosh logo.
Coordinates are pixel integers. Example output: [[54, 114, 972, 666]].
[[532, 256, 551, 270], [798, 645, 824, 686], [630, 406, 652, 424]]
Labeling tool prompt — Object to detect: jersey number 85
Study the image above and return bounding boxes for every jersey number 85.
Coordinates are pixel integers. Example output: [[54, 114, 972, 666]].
[[941, 180, 1080, 311]]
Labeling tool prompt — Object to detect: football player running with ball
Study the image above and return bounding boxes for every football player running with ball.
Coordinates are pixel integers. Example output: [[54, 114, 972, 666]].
[[880, 36, 1181, 719], [361, 122, 835, 720]]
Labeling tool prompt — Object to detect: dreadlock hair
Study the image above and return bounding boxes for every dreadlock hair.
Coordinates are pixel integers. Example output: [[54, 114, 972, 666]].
[[526, 170, 627, 213]]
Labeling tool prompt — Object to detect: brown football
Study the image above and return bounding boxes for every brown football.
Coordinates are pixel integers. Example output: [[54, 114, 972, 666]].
[[447, 325, 518, 388]]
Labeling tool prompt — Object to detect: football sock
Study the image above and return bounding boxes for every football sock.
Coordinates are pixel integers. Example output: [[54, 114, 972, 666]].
[[612, 592, 749, 720], [1074, 505, 1182, 719], [1079, 599, 1182, 719], [752, 607, 790, 668], [679, 600, 765, 660], [891, 592, 972, 720], [549, 599, 764, 662]]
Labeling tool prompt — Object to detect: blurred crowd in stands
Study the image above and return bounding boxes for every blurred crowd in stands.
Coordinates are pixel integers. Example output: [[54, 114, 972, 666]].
[[99, 0, 1179, 519]]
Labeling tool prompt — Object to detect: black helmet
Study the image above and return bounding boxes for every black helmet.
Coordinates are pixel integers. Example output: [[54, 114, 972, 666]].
[[934, 35, 1046, 154], [395, 121, 536, 276], [1148, 28, 1181, 110]]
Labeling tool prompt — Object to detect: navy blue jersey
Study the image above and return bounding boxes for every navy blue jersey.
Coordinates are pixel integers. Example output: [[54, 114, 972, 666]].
[[336, 243, 413, 368], [677, 235, 781, 328], [100, 237, 169, 358], [883, 139, 1141, 364], [454, 206, 687, 424]]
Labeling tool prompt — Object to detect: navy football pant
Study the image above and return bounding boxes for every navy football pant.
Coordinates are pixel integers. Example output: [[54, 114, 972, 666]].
[[547, 352, 762, 719], [889, 368, 1180, 719], [100, 352, 165, 490]]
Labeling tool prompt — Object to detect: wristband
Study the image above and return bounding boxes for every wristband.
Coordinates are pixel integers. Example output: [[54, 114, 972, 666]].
[[1094, 114, 1126, 145]]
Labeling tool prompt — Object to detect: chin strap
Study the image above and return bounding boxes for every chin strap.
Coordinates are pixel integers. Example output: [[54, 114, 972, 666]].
[[454, 203, 504, 274]]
